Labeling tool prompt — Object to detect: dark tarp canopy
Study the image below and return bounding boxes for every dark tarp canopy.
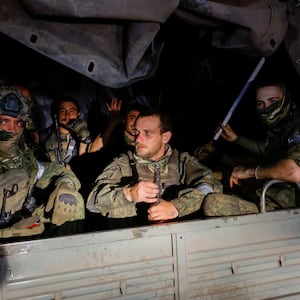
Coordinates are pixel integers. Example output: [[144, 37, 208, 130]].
[[1, 0, 300, 89], [1, 0, 300, 152], [0, 0, 179, 88]]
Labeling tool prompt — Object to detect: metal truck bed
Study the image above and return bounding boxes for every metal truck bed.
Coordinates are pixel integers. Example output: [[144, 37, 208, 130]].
[[1, 209, 300, 299]]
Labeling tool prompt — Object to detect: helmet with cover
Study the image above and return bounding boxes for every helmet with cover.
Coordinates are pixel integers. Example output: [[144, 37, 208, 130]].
[[0, 86, 31, 121]]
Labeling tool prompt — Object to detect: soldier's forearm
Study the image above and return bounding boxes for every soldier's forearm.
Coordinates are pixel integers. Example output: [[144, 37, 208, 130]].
[[234, 136, 265, 155]]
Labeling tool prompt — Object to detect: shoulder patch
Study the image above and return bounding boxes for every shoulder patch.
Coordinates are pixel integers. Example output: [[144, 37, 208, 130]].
[[288, 135, 300, 146]]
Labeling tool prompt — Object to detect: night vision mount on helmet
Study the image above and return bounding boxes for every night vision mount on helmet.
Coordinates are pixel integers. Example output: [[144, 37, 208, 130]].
[[0, 86, 31, 121]]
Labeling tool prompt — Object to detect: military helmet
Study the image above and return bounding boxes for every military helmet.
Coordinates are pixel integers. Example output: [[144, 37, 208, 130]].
[[0, 86, 31, 120]]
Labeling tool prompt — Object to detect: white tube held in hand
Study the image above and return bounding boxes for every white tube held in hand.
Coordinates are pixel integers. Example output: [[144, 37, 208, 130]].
[[213, 57, 266, 141]]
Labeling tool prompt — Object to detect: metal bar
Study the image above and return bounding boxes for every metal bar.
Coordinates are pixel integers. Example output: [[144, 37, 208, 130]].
[[260, 179, 284, 213]]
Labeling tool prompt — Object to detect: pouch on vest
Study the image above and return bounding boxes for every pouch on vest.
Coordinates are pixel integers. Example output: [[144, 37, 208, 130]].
[[0, 215, 45, 238], [0, 169, 29, 226]]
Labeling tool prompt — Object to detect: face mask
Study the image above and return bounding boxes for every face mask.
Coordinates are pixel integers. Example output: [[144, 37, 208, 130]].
[[0, 130, 22, 143], [0, 130, 15, 141], [256, 94, 291, 127]]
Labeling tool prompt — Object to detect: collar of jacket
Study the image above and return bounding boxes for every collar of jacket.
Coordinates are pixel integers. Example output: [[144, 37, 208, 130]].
[[133, 144, 172, 166]]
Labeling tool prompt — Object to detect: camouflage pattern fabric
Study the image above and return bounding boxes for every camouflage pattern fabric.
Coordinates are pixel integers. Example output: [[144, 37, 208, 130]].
[[262, 100, 300, 166], [0, 216, 45, 238], [44, 132, 78, 164], [203, 193, 259, 216], [87, 146, 223, 218], [24, 149, 85, 225], [0, 85, 84, 237], [256, 102, 300, 210], [256, 182, 297, 210], [0, 169, 29, 222], [194, 141, 215, 161], [64, 118, 90, 142], [0, 86, 31, 121], [0, 144, 85, 237], [46, 182, 85, 225]]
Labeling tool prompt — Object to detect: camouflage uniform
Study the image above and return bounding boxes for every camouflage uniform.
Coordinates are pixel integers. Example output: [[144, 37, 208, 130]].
[[38, 99, 91, 166], [87, 146, 257, 227], [39, 119, 91, 166], [0, 86, 85, 239], [87, 147, 219, 220], [258, 99, 300, 209], [42, 130, 78, 165], [203, 193, 258, 216]]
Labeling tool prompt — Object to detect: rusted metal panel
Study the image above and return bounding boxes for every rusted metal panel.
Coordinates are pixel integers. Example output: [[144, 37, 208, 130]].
[[1, 210, 300, 299]]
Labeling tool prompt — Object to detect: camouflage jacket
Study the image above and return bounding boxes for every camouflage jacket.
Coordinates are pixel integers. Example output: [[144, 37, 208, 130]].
[[264, 103, 300, 166], [0, 144, 81, 227], [39, 128, 78, 165], [87, 146, 223, 218]]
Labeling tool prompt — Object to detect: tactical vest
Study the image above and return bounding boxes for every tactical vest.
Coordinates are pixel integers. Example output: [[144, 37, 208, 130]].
[[0, 147, 45, 228], [264, 108, 300, 164], [0, 148, 23, 171], [45, 132, 77, 165], [0, 169, 29, 227], [127, 149, 181, 195]]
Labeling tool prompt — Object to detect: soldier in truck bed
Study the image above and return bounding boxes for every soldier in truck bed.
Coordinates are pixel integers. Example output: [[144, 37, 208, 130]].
[[87, 108, 258, 230], [0, 86, 85, 241], [218, 79, 300, 209]]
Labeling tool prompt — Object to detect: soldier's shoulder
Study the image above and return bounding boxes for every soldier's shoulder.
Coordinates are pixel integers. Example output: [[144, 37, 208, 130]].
[[23, 147, 38, 166], [107, 152, 131, 169], [177, 149, 208, 169], [38, 126, 54, 144], [177, 150, 195, 161], [115, 152, 130, 162]]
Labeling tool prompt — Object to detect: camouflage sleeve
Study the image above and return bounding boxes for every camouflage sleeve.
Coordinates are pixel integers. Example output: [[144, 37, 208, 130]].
[[36, 162, 81, 191], [23, 147, 81, 191], [286, 129, 300, 166], [286, 144, 300, 166], [171, 152, 223, 217], [86, 155, 137, 218]]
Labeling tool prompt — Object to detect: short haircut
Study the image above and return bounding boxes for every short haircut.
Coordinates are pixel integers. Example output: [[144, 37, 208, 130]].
[[121, 102, 148, 117], [137, 108, 173, 133], [255, 78, 285, 92], [51, 95, 79, 118]]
